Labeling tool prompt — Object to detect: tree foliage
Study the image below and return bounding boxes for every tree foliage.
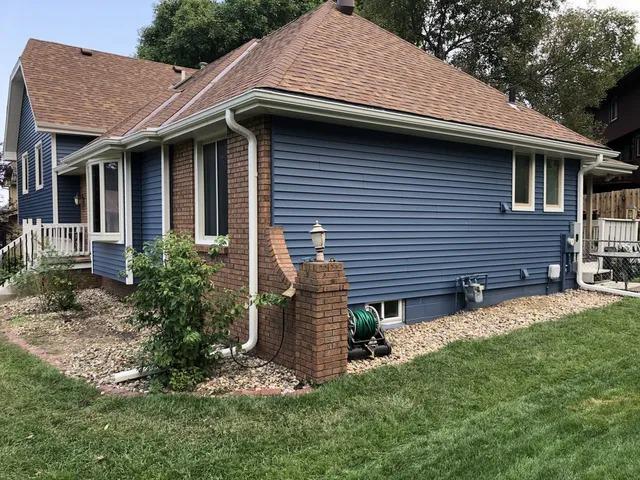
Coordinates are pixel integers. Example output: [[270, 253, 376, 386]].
[[137, 0, 322, 68], [358, 1, 640, 139]]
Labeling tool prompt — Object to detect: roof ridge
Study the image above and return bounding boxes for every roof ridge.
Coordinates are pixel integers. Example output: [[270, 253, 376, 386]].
[[25, 38, 195, 72], [261, 1, 334, 87]]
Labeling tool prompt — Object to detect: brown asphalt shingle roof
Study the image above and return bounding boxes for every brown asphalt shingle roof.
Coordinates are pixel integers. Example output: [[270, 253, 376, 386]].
[[109, 1, 601, 148], [20, 39, 195, 134]]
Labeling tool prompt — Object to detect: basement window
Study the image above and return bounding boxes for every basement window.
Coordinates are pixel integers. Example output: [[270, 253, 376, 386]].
[[544, 156, 564, 212], [87, 157, 123, 242], [21, 151, 29, 194], [366, 299, 404, 327], [512, 152, 535, 211], [34, 142, 43, 190], [195, 139, 228, 244]]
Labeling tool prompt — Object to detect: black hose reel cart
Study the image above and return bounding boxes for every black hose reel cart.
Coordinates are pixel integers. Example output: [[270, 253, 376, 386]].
[[347, 306, 392, 361]]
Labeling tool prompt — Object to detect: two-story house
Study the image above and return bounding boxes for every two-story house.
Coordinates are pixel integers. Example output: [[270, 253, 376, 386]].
[[594, 64, 640, 191]]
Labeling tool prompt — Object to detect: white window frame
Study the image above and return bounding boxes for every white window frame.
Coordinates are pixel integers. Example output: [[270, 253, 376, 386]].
[[21, 151, 29, 194], [34, 141, 43, 191], [512, 151, 536, 212], [543, 155, 564, 213], [86, 156, 125, 243], [194, 138, 227, 245], [610, 99, 618, 123], [365, 299, 404, 327], [635, 137, 640, 158]]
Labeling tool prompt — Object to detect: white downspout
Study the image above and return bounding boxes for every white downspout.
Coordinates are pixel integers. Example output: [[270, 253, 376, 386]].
[[576, 154, 640, 298], [113, 111, 259, 383], [218, 109, 260, 356]]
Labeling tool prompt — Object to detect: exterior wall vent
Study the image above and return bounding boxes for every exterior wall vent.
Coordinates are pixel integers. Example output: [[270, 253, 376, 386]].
[[336, 0, 355, 15]]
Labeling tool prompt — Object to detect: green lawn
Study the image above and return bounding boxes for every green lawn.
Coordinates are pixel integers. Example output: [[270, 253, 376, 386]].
[[2, 299, 640, 479]]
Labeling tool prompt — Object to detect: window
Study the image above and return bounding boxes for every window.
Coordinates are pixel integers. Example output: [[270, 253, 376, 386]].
[[366, 299, 404, 327], [512, 152, 535, 211], [34, 142, 43, 190], [195, 139, 228, 244], [544, 156, 564, 212], [635, 137, 640, 158], [87, 158, 123, 242], [609, 99, 618, 123], [21, 152, 29, 194]]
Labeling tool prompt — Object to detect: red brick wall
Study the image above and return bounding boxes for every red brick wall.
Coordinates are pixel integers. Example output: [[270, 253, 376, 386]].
[[170, 141, 195, 236], [79, 174, 87, 224], [168, 116, 349, 379]]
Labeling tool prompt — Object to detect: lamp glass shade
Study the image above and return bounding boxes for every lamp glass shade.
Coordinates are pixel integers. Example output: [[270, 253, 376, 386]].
[[309, 221, 326, 250]]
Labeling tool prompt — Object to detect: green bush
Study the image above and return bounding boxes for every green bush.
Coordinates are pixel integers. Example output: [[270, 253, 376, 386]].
[[12, 247, 80, 312], [127, 233, 285, 392]]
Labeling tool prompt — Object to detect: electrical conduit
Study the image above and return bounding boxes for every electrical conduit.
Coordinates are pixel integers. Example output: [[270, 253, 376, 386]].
[[576, 154, 640, 298]]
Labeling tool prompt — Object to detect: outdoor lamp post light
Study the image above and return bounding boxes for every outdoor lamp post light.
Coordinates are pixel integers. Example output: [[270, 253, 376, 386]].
[[310, 220, 326, 262], [74, 193, 81, 206]]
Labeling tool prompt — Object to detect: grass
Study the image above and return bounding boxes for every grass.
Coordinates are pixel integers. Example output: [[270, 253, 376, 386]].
[[2, 299, 640, 479]]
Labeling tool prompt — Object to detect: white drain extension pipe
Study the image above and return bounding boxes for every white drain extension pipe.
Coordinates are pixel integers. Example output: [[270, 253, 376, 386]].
[[576, 154, 640, 298]]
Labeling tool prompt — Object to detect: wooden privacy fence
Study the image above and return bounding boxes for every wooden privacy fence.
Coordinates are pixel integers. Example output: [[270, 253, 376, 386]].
[[584, 188, 640, 220]]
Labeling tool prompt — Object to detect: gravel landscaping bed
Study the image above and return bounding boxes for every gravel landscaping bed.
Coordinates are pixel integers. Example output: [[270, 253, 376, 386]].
[[348, 290, 620, 374], [1, 288, 621, 392], [0, 289, 299, 395]]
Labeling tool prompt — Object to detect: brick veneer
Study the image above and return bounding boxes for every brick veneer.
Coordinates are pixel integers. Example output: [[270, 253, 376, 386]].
[[168, 116, 350, 381], [79, 174, 87, 224], [294, 261, 349, 382]]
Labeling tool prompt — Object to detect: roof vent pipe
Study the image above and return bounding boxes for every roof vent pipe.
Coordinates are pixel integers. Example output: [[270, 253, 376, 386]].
[[199, 61, 208, 69], [336, 0, 355, 15]]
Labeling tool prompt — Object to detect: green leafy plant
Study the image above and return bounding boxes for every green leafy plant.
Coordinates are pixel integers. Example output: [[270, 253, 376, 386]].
[[127, 232, 285, 391], [11, 246, 80, 312]]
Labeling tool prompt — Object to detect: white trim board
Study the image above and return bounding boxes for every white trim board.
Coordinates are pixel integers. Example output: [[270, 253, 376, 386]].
[[56, 89, 620, 174]]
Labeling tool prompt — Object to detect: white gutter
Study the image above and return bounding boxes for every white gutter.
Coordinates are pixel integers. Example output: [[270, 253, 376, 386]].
[[576, 154, 640, 298], [217, 109, 259, 357], [58, 89, 620, 174]]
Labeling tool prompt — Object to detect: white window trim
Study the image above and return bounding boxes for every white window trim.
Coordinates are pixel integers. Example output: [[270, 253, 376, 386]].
[[194, 138, 226, 245], [610, 99, 618, 123], [512, 151, 536, 212], [34, 141, 43, 191], [543, 155, 565, 213], [21, 151, 29, 194], [366, 299, 404, 327], [86, 156, 125, 243]]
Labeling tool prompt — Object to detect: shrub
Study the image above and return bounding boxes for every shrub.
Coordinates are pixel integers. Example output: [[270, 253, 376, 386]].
[[127, 233, 284, 391], [12, 247, 80, 312]]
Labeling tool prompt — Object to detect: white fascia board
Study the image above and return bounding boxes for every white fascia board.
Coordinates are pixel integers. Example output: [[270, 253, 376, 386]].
[[55, 88, 620, 171], [3, 61, 24, 152], [37, 123, 105, 136]]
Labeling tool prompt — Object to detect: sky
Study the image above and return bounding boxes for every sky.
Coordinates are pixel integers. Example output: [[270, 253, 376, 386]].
[[0, 0, 638, 206]]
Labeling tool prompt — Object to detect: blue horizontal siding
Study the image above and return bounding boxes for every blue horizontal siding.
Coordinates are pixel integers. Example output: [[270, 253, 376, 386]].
[[272, 118, 578, 313], [57, 175, 81, 223], [131, 147, 163, 251], [56, 134, 94, 162], [16, 92, 52, 223], [92, 242, 126, 281], [56, 134, 94, 224]]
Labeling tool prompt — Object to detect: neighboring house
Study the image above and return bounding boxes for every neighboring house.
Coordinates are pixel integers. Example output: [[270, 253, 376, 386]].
[[3, 1, 635, 379], [594, 64, 640, 191]]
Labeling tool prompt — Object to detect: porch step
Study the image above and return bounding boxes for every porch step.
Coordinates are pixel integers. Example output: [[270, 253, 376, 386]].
[[582, 262, 613, 284]]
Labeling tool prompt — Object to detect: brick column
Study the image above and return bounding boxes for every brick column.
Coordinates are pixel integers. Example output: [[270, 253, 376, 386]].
[[294, 261, 349, 383]]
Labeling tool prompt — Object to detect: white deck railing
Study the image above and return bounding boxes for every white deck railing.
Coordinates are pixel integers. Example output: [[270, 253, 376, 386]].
[[0, 221, 90, 279]]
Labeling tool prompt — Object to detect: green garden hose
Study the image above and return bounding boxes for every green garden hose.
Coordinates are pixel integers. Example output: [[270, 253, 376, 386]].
[[350, 308, 379, 341]]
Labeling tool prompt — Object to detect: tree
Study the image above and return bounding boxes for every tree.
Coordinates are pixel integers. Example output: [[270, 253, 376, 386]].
[[358, 1, 639, 139], [520, 8, 640, 138], [137, 0, 322, 68]]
